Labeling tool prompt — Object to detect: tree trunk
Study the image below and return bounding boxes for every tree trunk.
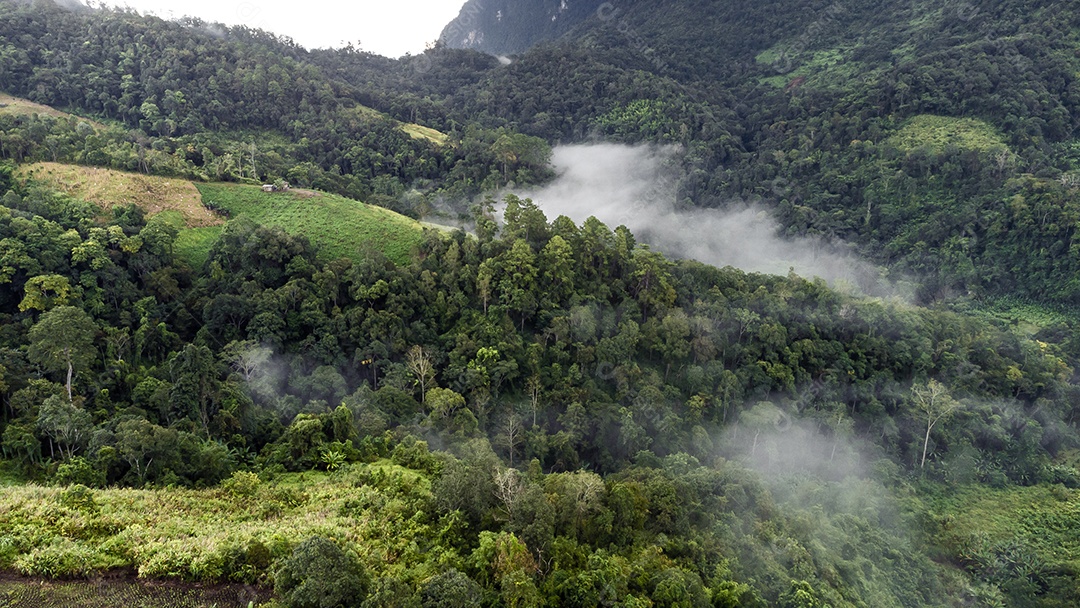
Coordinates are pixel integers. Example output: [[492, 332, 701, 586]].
[[921, 418, 933, 469], [66, 360, 73, 402]]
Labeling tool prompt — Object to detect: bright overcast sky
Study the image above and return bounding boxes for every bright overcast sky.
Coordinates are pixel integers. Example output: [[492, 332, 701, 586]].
[[99, 0, 467, 58]]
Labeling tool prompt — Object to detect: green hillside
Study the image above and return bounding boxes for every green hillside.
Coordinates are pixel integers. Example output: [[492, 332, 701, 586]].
[[10, 163, 426, 269], [194, 184, 426, 266], [2, 1, 1080, 607], [425, 0, 1080, 306]]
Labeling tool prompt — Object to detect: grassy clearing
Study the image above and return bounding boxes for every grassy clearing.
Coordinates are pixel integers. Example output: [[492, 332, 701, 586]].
[[195, 183, 424, 265], [957, 296, 1077, 336], [0, 93, 106, 129], [341, 102, 449, 146], [13, 164, 426, 266], [931, 483, 1080, 577], [0, 463, 436, 588], [888, 115, 1008, 155], [756, 46, 879, 90], [342, 103, 385, 124], [16, 163, 221, 228], [172, 221, 223, 271], [400, 123, 450, 146], [984, 297, 1074, 331]]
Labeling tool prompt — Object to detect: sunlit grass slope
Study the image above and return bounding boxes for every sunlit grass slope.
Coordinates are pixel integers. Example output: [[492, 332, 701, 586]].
[[0, 463, 434, 586], [194, 183, 425, 265]]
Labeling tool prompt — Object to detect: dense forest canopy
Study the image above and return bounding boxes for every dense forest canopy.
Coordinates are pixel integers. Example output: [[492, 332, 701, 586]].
[[0, 1, 1079, 607], [438, 0, 1080, 306]]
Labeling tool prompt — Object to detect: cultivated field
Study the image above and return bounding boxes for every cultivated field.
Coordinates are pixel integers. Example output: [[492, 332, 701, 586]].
[[195, 183, 425, 265], [17, 163, 222, 228], [0, 93, 106, 129]]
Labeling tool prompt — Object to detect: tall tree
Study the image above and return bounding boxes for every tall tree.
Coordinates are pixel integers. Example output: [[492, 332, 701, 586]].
[[170, 344, 221, 435], [405, 345, 436, 406], [913, 379, 960, 469], [27, 306, 97, 402]]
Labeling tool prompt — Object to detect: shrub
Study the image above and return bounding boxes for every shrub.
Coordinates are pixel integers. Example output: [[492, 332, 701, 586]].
[[221, 538, 273, 584], [221, 470, 261, 498], [275, 536, 370, 608], [53, 457, 106, 488], [361, 577, 420, 608], [14, 538, 101, 577], [391, 436, 440, 474], [419, 569, 482, 608], [58, 484, 99, 514]]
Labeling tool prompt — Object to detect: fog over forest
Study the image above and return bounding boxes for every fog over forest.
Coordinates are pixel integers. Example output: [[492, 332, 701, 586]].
[[522, 144, 892, 292]]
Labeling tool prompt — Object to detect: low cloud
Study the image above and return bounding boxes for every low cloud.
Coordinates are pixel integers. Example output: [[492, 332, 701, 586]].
[[521, 144, 897, 294]]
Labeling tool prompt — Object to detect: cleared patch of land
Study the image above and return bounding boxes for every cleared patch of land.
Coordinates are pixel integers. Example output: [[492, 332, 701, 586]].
[[0, 464, 432, 586], [888, 114, 1009, 155], [195, 183, 425, 265], [11, 164, 425, 267], [0, 93, 106, 129], [16, 163, 222, 228], [400, 123, 450, 146], [342, 102, 449, 146], [932, 483, 1080, 583], [146, 210, 221, 270]]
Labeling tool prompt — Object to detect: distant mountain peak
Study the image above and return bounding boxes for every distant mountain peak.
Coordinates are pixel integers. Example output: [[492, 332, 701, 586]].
[[440, 0, 605, 55]]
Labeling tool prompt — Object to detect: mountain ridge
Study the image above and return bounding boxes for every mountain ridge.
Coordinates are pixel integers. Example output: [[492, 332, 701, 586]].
[[440, 0, 605, 55]]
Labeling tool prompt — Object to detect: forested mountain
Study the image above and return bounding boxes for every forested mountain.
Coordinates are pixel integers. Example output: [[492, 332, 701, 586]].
[[0, 0, 553, 209], [1, 1, 1080, 607], [433, 0, 1080, 307]]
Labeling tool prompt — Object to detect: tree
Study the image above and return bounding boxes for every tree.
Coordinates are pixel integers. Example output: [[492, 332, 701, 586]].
[[657, 309, 691, 381], [220, 339, 272, 383], [492, 467, 526, 521], [419, 569, 482, 608], [115, 418, 178, 484], [913, 379, 960, 469], [406, 345, 436, 406], [502, 194, 549, 248], [494, 412, 525, 467], [525, 374, 542, 427], [170, 344, 221, 435], [27, 306, 97, 402], [426, 387, 467, 421], [651, 568, 711, 608], [2, 421, 42, 470], [498, 239, 539, 330], [19, 274, 72, 312], [779, 580, 824, 608], [477, 259, 495, 314], [472, 198, 498, 244], [490, 133, 551, 182], [631, 247, 676, 322], [739, 401, 786, 458], [539, 235, 574, 310], [36, 394, 92, 459], [275, 536, 370, 608]]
